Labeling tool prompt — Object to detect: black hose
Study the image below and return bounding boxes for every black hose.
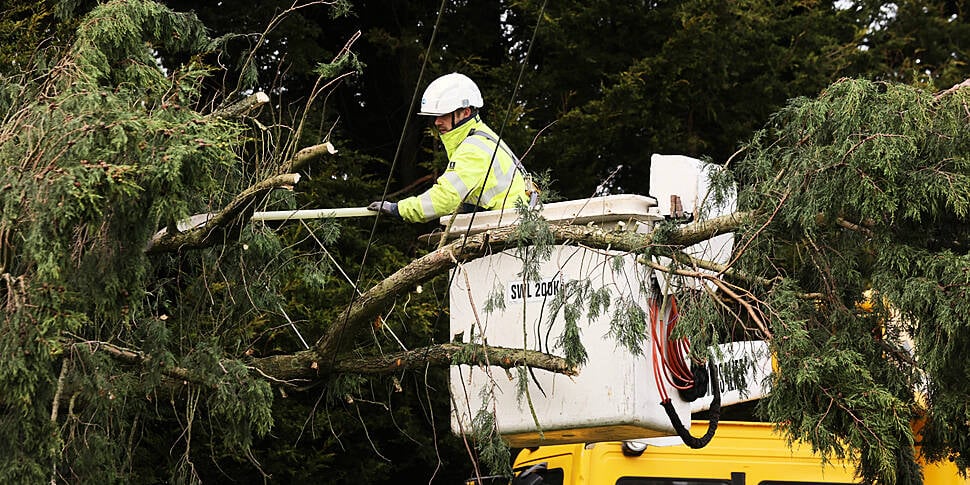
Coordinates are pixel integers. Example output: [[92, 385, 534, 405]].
[[676, 361, 710, 402], [660, 360, 721, 449]]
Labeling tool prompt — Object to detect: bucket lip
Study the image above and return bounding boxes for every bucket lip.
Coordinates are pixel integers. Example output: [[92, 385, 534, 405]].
[[438, 194, 662, 237]]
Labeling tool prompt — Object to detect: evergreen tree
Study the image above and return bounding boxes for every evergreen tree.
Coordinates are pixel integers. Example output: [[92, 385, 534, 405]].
[[498, 0, 968, 199], [724, 77, 970, 484], [2, 1, 969, 484], [0, 0, 78, 75]]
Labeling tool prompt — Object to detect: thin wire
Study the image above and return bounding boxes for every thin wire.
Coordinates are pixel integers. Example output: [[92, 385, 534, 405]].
[[278, 303, 310, 349], [328, 0, 549, 372], [326, 0, 449, 368], [461, 0, 549, 240], [301, 220, 362, 296], [443, 0, 550, 343]]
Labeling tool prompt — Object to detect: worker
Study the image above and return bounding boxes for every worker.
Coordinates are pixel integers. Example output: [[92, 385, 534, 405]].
[[367, 72, 533, 222]]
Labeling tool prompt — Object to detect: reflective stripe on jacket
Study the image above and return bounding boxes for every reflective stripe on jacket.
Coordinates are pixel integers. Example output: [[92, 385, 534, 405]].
[[397, 115, 528, 223]]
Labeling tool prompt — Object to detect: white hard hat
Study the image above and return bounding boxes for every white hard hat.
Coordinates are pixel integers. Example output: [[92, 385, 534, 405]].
[[417, 73, 484, 116]]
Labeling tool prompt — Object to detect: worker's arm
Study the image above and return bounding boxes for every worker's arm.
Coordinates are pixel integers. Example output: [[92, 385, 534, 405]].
[[397, 146, 487, 223]]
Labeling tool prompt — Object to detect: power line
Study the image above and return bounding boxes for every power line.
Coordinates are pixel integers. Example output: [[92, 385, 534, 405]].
[[327, 0, 450, 369]]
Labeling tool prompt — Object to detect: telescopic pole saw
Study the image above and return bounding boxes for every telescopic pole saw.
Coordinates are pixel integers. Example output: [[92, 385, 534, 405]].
[[250, 207, 376, 221]]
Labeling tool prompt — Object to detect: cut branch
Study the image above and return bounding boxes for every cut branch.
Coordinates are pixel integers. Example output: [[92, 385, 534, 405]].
[[279, 141, 337, 174], [146, 141, 338, 254], [208, 92, 269, 119]]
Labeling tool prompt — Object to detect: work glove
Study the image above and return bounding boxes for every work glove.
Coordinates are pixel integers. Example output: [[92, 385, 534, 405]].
[[367, 201, 400, 218]]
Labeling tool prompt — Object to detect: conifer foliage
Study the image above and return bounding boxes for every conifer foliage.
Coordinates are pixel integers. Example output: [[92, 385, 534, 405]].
[[2, 0, 970, 484], [0, 1, 273, 481], [726, 78, 970, 484]]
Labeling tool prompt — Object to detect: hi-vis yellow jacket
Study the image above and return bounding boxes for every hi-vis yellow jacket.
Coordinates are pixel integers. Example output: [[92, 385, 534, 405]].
[[397, 115, 528, 223]]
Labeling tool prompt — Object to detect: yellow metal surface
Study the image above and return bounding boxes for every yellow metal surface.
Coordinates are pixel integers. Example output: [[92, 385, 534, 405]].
[[513, 421, 969, 485]]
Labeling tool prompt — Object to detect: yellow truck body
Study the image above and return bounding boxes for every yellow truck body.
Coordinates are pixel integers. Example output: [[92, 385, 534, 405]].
[[509, 421, 967, 485]]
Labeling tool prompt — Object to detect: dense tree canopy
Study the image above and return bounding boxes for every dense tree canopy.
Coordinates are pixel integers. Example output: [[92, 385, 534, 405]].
[[0, 1, 968, 484], [726, 77, 970, 484]]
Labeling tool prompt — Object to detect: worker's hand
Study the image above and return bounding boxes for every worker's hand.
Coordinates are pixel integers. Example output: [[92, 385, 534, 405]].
[[367, 201, 400, 218]]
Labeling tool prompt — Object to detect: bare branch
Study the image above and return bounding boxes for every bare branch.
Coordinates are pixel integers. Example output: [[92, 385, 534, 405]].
[[208, 92, 269, 119], [79, 336, 575, 389], [78, 340, 194, 382], [658, 250, 778, 287], [279, 141, 337, 174], [836, 217, 874, 238], [933, 77, 970, 100], [227, 0, 342, 100], [387, 173, 435, 200], [328, 343, 578, 376], [49, 358, 69, 484]]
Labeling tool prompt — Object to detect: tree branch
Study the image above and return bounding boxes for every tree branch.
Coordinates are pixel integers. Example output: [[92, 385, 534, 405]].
[[836, 217, 874, 238], [146, 140, 339, 254], [147, 207, 752, 375], [78, 340, 194, 382], [933, 77, 970, 100], [314, 211, 752, 362], [659, 249, 779, 287], [78, 337, 576, 389], [387, 172, 435, 199], [642, 258, 774, 339], [329, 343, 578, 376], [279, 142, 337, 174], [208, 92, 270, 119], [144, 206, 759, 385], [146, 173, 301, 253], [249, 343, 578, 382]]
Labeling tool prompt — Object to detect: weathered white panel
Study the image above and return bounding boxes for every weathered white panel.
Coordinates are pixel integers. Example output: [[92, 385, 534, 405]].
[[449, 245, 692, 447]]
